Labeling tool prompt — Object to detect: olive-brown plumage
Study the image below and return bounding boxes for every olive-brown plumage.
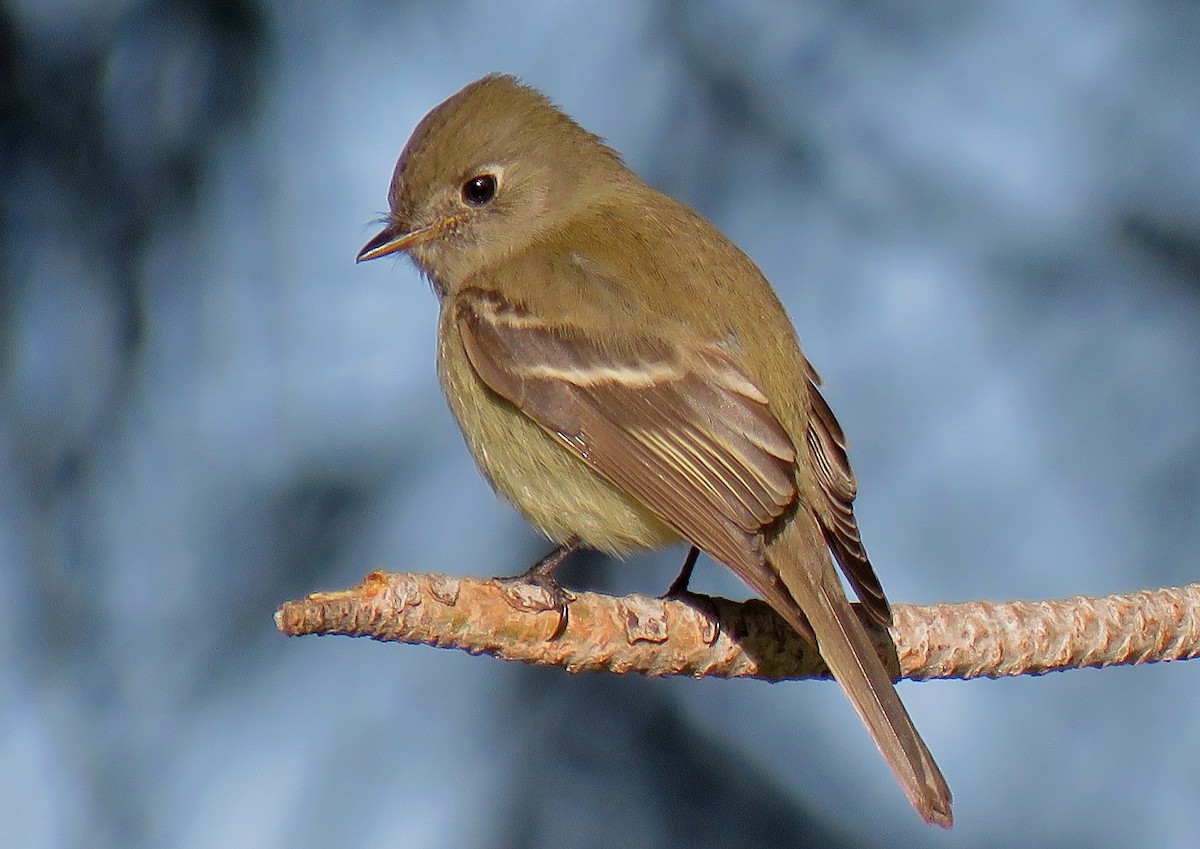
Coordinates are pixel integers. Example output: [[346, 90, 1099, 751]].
[[357, 74, 952, 827]]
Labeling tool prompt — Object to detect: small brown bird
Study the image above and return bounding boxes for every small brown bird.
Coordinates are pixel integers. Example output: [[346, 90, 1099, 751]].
[[357, 74, 952, 827]]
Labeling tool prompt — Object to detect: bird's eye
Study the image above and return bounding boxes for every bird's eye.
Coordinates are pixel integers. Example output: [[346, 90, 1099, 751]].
[[461, 174, 498, 207]]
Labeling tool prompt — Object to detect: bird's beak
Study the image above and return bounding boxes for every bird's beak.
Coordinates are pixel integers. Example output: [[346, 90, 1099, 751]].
[[356, 222, 432, 263], [356, 214, 465, 263]]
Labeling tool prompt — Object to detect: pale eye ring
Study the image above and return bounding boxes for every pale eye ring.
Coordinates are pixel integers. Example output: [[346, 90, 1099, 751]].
[[461, 174, 497, 207]]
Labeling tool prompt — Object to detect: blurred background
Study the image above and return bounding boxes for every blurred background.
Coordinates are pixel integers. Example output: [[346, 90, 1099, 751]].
[[2, 1, 1199, 847]]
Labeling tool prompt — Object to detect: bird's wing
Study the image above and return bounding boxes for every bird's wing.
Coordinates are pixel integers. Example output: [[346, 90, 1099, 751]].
[[454, 285, 798, 585], [802, 359, 890, 627]]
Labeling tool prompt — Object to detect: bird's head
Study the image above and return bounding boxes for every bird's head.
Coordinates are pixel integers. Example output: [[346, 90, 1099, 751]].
[[356, 74, 627, 291]]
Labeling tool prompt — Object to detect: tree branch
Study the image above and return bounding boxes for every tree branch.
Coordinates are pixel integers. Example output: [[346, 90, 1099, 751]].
[[275, 573, 1200, 681]]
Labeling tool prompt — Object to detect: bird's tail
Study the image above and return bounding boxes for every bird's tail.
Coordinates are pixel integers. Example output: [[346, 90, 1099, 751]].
[[768, 514, 953, 828]]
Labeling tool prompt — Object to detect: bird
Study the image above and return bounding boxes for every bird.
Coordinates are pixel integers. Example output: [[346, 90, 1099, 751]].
[[355, 73, 952, 827]]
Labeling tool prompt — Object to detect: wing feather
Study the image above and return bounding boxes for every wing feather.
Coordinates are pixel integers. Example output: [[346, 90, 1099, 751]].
[[803, 360, 889, 625], [457, 288, 796, 577]]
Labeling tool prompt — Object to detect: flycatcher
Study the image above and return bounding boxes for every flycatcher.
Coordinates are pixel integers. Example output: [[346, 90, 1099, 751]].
[[356, 74, 952, 827]]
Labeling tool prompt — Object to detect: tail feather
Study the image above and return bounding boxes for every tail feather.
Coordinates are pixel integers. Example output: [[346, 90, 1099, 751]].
[[770, 516, 953, 827]]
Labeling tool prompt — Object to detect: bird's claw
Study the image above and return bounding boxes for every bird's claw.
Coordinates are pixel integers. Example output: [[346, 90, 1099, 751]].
[[495, 538, 580, 640]]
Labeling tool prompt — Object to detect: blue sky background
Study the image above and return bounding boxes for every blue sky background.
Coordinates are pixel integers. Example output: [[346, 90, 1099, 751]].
[[2, 2, 1199, 847]]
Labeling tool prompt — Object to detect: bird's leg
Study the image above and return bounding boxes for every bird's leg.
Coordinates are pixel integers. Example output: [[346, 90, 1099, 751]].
[[664, 546, 701, 597], [496, 536, 581, 640], [662, 546, 721, 645]]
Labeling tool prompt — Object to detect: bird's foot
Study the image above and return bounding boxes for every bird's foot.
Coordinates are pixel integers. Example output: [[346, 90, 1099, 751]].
[[660, 546, 721, 645], [495, 538, 580, 640]]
